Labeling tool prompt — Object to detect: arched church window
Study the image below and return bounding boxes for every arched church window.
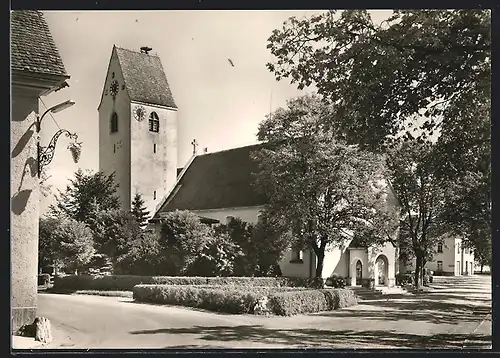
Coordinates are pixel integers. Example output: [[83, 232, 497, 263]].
[[149, 112, 160, 133], [110, 112, 118, 133]]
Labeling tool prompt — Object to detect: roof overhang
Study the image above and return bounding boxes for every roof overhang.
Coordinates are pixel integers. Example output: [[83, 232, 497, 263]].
[[11, 70, 70, 97], [130, 100, 178, 112]]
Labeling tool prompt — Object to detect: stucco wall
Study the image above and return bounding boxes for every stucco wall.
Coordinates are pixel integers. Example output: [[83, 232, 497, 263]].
[[279, 250, 315, 278], [322, 247, 349, 278], [130, 102, 177, 215], [98, 52, 131, 211], [11, 87, 40, 331]]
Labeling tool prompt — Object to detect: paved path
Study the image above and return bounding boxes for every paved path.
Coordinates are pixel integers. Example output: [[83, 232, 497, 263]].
[[26, 275, 491, 350]]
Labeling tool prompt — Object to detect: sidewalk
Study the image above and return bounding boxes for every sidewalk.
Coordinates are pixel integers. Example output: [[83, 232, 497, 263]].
[[12, 335, 45, 350]]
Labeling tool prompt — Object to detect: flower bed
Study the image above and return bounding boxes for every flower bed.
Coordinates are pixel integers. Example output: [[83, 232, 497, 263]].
[[133, 284, 357, 316]]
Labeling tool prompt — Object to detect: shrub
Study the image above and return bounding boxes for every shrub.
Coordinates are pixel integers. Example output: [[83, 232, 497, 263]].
[[53, 275, 211, 291], [269, 290, 330, 316], [268, 288, 357, 316], [334, 288, 358, 308], [38, 274, 51, 286], [53, 274, 354, 291], [133, 284, 264, 314], [395, 273, 414, 286], [325, 275, 346, 288], [133, 284, 357, 316]]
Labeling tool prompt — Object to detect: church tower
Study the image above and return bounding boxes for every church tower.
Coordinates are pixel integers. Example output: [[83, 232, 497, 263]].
[[98, 45, 178, 215]]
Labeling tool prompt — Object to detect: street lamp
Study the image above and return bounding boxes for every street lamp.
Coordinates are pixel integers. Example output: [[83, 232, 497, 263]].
[[36, 100, 82, 177]]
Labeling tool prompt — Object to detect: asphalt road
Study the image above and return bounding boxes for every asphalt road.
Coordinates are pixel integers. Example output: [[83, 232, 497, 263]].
[[34, 274, 491, 350]]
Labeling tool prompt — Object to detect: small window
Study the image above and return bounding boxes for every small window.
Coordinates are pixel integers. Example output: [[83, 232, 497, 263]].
[[149, 112, 159, 133], [465, 248, 469, 255], [291, 249, 303, 262], [110, 112, 119, 133], [457, 245, 460, 254], [153, 143, 157, 153], [437, 243, 443, 253], [437, 261, 443, 272], [153, 191, 157, 200], [113, 144, 116, 153]]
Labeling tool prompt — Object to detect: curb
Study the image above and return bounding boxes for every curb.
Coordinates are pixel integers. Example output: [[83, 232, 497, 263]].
[[461, 313, 492, 350]]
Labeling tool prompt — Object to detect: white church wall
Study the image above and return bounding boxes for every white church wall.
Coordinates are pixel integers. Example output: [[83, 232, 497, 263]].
[[279, 250, 315, 278], [98, 51, 132, 211], [130, 101, 178, 215]]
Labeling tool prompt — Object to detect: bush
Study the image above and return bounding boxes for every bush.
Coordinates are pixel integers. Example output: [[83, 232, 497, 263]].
[[395, 273, 414, 286], [133, 285, 358, 316], [269, 290, 330, 316], [269, 288, 357, 316], [38, 274, 51, 286], [53, 275, 330, 291], [133, 284, 265, 314], [325, 275, 346, 288], [53, 274, 355, 291], [53, 275, 212, 291]]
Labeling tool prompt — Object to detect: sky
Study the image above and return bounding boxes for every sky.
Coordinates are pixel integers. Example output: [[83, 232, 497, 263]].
[[39, 10, 392, 212]]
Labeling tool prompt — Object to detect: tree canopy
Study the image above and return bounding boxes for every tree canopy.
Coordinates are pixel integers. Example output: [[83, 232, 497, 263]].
[[39, 216, 95, 273], [266, 10, 490, 149], [49, 169, 121, 223], [252, 95, 399, 277]]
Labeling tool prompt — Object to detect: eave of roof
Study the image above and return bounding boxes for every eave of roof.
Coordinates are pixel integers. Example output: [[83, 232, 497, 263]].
[[11, 10, 69, 78]]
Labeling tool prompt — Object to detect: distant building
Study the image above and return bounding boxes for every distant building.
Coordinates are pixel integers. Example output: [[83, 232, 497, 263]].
[[400, 236, 475, 276], [11, 10, 70, 332], [98, 45, 178, 215], [150, 144, 401, 287]]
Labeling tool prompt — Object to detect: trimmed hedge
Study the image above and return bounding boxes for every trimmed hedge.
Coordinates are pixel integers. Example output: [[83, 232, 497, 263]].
[[53, 275, 332, 291], [133, 284, 357, 316]]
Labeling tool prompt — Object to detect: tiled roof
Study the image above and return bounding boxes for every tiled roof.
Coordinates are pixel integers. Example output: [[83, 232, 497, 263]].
[[157, 144, 268, 213], [11, 10, 68, 77], [115, 47, 177, 108]]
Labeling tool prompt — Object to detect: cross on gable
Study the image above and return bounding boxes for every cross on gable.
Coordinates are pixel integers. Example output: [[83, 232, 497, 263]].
[[191, 139, 199, 155]]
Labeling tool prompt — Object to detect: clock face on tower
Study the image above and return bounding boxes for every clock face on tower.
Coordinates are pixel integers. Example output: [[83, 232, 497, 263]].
[[134, 105, 146, 122], [110, 80, 119, 97]]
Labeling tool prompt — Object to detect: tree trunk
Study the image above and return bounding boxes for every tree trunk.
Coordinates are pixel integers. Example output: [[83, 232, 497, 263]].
[[480, 263, 484, 273], [414, 257, 421, 289], [315, 251, 325, 278]]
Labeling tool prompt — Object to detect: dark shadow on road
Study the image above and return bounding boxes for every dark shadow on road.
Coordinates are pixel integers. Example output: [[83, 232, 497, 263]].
[[129, 325, 492, 349]]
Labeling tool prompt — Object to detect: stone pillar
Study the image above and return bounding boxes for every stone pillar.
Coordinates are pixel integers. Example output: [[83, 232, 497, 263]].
[[11, 89, 40, 333]]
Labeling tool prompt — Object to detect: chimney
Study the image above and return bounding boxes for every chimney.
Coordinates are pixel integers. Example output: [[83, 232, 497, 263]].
[[140, 46, 152, 55]]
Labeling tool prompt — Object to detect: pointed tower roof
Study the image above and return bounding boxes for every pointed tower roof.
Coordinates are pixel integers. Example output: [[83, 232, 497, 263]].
[[114, 46, 177, 108]]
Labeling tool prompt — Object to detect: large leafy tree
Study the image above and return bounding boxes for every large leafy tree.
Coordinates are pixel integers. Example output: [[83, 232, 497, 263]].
[[49, 169, 121, 223], [88, 209, 144, 269], [266, 10, 490, 149], [267, 10, 491, 264], [387, 140, 447, 287], [158, 210, 213, 275], [38, 216, 58, 269], [253, 95, 399, 278], [114, 231, 161, 276], [39, 216, 95, 274]]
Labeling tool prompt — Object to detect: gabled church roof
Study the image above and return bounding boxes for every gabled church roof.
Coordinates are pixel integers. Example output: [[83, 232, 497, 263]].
[[11, 11, 68, 77], [155, 143, 268, 216], [114, 46, 177, 108]]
